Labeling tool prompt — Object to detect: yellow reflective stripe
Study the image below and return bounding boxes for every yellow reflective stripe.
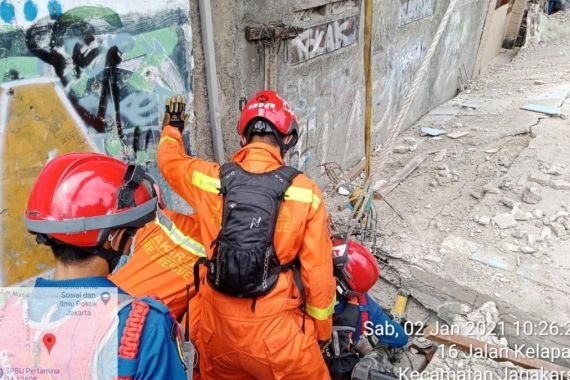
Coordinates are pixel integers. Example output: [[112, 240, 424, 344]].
[[155, 218, 207, 258], [192, 171, 221, 195], [306, 296, 336, 321], [159, 136, 179, 146], [285, 186, 321, 210], [311, 194, 321, 209]]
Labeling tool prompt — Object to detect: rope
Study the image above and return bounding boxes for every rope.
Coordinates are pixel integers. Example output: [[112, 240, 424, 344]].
[[346, 0, 460, 237]]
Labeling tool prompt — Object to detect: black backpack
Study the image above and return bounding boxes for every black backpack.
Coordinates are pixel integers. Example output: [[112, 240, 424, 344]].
[[195, 163, 306, 309]]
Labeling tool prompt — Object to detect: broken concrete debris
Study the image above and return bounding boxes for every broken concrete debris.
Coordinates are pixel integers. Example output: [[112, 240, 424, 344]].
[[512, 206, 533, 221], [460, 100, 482, 109], [403, 137, 417, 147], [528, 172, 551, 186], [337, 184, 351, 196], [540, 164, 561, 176], [447, 131, 470, 139], [521, 103, 568, 119], [550, 178, 570, 190], [493, 212, 518, 229], [521, 186, 542, 205], [421, 126, 447, 136], [503, 242, 520, 252], [500, 197, 517, 209], [433, 149, 447, 162], [540, 227, 552, 241], [550, 223, 567, 238], [499, 180, 514, 191], [482, 183, 500, 195], [477, 216, 491, 226], [393, 145, 411, 154], [394, 138, 419, 154], [470, 191, 482, 200], [520, 246, 538, 254]]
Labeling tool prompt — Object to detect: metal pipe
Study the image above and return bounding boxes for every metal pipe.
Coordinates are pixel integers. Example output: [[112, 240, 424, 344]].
[[363, 0, 374, 178], [198, 0, 225, 163]]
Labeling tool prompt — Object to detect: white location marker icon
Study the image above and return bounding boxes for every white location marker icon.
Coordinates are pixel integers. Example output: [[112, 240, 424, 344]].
[[100, 292, 111, 306]]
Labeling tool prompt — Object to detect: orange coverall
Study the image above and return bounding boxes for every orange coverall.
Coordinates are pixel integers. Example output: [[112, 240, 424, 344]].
[[158, 126, 336, 380], [110, 209, 206, 319]]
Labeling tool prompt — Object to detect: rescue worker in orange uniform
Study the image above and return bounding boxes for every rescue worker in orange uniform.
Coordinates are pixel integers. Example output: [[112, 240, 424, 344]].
[[157, 92, 336, 380], [110, 210, 206, 319]]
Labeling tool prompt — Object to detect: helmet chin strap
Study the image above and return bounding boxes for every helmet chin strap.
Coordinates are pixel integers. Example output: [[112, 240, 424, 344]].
[[98, 227, 136, 272]]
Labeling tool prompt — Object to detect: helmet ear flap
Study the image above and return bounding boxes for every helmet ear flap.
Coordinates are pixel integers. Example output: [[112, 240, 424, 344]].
[[283, 130, 298, 153]]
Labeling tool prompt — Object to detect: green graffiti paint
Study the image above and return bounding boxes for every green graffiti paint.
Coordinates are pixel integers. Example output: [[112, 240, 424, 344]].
[[123, 27, 178, 61], [0, 57, 40, 80], [57, 6, 122, 28], [123, 27, 179, 91]]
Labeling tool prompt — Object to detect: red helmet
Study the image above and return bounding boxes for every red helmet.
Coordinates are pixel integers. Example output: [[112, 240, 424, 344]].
[[25, 152, 161, 248], [332, 239, 379, 295], [237, 90, 299, 152]]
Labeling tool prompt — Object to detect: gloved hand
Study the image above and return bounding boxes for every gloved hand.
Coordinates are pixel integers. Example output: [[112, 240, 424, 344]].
[[163, 95, 188, 133]]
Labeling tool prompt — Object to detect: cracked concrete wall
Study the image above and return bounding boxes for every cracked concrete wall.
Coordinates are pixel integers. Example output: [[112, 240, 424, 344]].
[[204, 0, 492, 185]]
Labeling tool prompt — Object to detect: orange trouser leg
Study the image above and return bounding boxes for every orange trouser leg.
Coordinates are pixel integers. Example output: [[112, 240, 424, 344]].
[[197, 304, 331, 380]]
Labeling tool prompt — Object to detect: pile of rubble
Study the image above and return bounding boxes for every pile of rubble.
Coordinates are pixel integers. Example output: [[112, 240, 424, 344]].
[[422, 303, 535, 379]]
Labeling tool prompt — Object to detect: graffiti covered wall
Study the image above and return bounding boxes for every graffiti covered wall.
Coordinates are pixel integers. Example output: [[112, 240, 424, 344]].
[[0, 0, 193, 285], [289, 15, 359, 64]]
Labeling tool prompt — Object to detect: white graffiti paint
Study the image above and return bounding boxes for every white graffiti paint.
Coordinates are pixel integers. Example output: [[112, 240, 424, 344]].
[[374, 38, 425, 136], [290, 15, 359, 64], [434, 10, 469, 90], [284, 68, 363, 175], [400, 0, 434, 26]]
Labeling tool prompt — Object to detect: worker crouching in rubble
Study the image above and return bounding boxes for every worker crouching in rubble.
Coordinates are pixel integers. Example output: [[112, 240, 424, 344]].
[[324, 239, 408, 380]]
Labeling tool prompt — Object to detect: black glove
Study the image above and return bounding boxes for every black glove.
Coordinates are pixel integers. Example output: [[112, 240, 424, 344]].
[[163, 95, 187, 133]]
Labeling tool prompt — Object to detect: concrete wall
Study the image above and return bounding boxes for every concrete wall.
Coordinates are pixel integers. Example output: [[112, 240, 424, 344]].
[[473, 3, 510, 76], [0, 0, 194, 285], [372, 0, 489, 143], [212, 0, 490, 183]]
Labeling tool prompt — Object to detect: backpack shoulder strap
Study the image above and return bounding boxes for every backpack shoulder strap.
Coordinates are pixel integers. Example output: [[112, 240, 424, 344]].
[[274, 166, 301, 198], [277, 166, 300, 182], [219, 163, 239, 195]]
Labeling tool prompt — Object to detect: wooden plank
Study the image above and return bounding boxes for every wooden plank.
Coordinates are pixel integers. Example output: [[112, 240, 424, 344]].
[[374, 152, 428, 199], [344, 153, 426, 201], [424, 325, 570, 376]]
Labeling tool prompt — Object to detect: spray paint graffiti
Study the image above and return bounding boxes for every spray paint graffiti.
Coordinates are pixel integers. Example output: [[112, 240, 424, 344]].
[[400, 0, 434, 26], [434, 11, 469, 91], [0, 0, 193, 285], [284, 67, 363, 177], [290, 15, 359, 64], [374, 38, 426, 136]]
